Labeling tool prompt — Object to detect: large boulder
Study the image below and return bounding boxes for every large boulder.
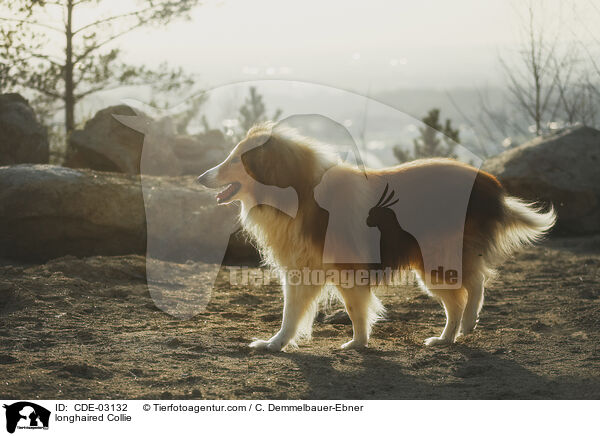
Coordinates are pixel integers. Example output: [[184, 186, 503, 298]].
[[64, 105, 146, 173], [483, 126, 600, 235], [0, 164, 257, 263], [64, 105, 230, 176], [0, 93, 49, 165], [172, 130, 231, 175]]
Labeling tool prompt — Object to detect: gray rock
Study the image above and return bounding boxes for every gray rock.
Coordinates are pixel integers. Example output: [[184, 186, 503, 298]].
[[0, 164, 257, 263], [64, 105, 230, 176], [64, 105, 153, 174], [173, 130, 230, 175], [0, 93, 49, 165], [482, 126, 600, 235], [319, 309, 351, 325]]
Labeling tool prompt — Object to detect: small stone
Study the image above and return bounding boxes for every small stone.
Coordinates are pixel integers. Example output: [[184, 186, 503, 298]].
[[321, 310, 351, 325], [165, 338, 182, 348]]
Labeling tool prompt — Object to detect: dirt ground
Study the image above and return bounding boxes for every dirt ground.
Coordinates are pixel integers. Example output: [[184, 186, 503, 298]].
[[1, 236, 599, 400]]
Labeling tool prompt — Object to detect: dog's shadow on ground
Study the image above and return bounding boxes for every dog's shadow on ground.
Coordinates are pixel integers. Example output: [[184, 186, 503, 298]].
[[273, 344, 597, 399]]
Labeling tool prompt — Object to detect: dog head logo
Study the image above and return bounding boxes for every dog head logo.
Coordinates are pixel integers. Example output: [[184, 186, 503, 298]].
[[3, 402, 50, 434]]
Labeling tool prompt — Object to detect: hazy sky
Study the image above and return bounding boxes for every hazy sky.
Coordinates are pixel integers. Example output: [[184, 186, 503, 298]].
[[3, 0, 597, 151], [123, 0, 521, 92], [4, 0, 597, 94]]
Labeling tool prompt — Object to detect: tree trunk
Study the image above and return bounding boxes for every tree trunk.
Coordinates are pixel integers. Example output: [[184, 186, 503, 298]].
[[64, 0, 75, 134]]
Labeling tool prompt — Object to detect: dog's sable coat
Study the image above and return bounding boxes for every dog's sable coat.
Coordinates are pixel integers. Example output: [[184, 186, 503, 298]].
[[198, 123, 556, 350]]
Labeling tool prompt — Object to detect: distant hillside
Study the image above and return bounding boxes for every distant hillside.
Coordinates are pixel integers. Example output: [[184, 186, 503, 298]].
[[374, 87, 506, 125]]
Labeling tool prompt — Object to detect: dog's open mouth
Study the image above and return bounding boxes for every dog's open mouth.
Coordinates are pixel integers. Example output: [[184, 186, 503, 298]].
[[216, 182, 241, 204]]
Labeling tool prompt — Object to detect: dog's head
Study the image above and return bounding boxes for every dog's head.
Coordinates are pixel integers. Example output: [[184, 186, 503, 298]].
[[197, 123, 330, 205]]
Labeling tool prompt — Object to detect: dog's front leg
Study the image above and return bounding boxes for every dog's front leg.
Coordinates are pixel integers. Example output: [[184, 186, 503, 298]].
[[338, 285, 376, 349], [250, 282, 321, 351]]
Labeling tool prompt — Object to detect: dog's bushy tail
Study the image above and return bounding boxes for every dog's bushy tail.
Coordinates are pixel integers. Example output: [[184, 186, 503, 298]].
[[484, 196, 557, 269]]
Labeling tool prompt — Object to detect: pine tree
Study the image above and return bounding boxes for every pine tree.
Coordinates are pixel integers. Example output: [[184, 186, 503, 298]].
[[394, 108, 460, 163], [234, 87, 281, 140], [0, 0, 199, 134], [238, 87, 282, 133]]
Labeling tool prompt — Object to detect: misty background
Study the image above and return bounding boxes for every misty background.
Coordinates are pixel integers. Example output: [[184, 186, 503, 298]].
[[2, 0, 600, 402], [2, 0, 600, 162]]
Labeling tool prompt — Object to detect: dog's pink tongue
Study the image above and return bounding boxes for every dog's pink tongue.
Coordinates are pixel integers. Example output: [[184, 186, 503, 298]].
[[216, 184, 234, 203]]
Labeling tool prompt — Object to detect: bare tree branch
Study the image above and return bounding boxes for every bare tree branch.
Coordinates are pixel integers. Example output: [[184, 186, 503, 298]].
[[72, 5, 155, 35], [73, 21, 145, 65], [0, 16, 62, 32]]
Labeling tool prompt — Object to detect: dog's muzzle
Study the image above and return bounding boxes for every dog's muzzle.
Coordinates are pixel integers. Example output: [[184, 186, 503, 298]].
[[196, 169, 218, 188]]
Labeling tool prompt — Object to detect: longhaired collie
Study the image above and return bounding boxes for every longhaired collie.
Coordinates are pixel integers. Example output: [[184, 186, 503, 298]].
[[197, 122, 556, 350]]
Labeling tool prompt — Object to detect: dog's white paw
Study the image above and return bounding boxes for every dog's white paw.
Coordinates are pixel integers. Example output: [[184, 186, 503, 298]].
[[340, 339, 367, 350], [424, 336, 453, 347], [249, 339, 270, 349], [249, 338, 284, 352]]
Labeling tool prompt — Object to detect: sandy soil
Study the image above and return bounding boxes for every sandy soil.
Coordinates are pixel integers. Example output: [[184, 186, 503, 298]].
[[1, 237, 599, 400]]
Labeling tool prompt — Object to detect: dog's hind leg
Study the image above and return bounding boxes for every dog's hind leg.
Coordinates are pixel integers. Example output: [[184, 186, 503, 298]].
[[425, 288, 467, 346], [338, 285, 383, 350], [460, 272, 485, 335], [249, 283, 322, 352]]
